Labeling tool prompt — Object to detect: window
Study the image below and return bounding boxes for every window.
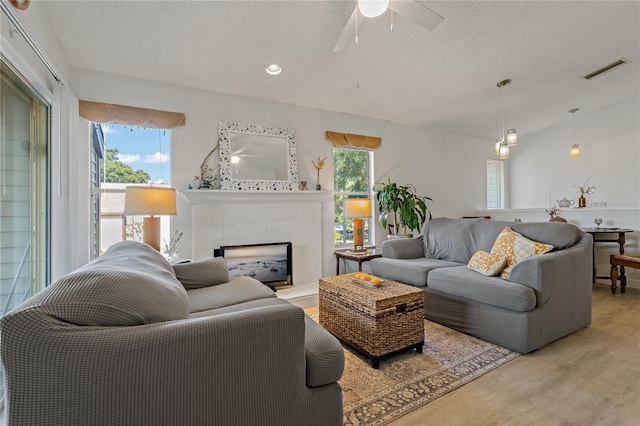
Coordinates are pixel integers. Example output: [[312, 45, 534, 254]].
[[333, 148, 373, 246], [0, 58, 50, 401], [95, 125, 171, 254], [487, 159, 505, 209]]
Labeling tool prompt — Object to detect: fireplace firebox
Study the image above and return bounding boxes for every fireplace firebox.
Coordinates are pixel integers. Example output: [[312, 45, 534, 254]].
[[215, 242, 292, 288]]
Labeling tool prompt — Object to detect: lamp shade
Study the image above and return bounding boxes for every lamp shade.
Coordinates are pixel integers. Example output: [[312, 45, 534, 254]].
[[124, 186, 177, 216], [344, 198, 372, 219], [570, 144, 580, 158]]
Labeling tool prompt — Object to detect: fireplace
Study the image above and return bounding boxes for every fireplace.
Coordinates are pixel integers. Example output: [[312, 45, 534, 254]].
[[215, 242, 292, 288]]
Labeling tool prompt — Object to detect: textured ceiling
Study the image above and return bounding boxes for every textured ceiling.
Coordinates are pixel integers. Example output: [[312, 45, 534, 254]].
[[43, 1, 640, 139]]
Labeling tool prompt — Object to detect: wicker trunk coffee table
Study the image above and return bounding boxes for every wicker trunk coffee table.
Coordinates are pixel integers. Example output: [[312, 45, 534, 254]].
[[319, 274, 424, 369]]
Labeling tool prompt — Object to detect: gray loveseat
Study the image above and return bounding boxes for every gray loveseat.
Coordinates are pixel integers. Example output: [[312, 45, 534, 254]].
[[371, 218, 593, 353], [0, 241, 344, 426]]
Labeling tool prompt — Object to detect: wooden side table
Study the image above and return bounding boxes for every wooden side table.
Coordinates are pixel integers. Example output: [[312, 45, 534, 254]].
[[334, 248, 382, 275], [581, 228, 634, 282]]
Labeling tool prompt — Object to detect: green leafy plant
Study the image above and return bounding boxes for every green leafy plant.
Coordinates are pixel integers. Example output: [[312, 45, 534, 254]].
[[372, 179, 432, 236]]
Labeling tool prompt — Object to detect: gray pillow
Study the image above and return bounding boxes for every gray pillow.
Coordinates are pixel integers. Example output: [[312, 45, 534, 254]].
[[172, 257, 230, 290]]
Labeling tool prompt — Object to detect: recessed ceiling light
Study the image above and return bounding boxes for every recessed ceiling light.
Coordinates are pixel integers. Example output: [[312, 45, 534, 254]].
[[265, 64, 282, 75]]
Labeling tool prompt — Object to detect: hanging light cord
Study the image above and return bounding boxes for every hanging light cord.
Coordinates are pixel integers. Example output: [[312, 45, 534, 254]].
[[498, 85, 504, 138], [355, 2, 360, 94]]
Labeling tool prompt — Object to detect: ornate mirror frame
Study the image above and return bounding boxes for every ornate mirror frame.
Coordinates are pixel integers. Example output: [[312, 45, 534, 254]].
[[218, 121, 299, 191]]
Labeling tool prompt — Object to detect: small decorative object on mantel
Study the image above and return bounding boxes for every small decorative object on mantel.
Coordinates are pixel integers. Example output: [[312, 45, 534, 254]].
[[300, 180, 308, 190], [194, 144, 219, 189], [574, 172, 597, 208], [556, 197, 574, 208], [312, 147, 327, 190]]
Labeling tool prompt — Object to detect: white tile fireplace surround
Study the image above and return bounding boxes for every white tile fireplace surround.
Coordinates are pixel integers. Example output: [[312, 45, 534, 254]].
[[179, 190, 333, 296]]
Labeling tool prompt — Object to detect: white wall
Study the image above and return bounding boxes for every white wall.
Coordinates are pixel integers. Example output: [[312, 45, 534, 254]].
[[481, 96, 640, 288], [69, 68, 488, 276], [506, 95, 640, 209]]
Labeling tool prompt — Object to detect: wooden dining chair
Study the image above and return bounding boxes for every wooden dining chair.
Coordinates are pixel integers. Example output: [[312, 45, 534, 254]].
[[610, 254, 640, 294]]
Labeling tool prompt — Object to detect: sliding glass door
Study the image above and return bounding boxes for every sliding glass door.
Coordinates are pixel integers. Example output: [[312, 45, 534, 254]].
[[0, 58, 50, 400]]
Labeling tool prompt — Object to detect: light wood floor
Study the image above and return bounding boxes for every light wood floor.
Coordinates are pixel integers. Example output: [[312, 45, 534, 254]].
[[388, 281, 640, 426]]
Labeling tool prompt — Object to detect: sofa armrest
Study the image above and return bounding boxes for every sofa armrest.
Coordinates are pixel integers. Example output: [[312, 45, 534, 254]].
[[509, 233, 593, 307], [304, 315, 344, 387], [381, 236, 425, 259], [1, 304, 318, 426]]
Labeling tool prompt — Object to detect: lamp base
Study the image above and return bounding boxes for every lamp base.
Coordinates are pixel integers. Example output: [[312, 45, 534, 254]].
[[143, 216, 161, 251], [353, 218, 364, 250]]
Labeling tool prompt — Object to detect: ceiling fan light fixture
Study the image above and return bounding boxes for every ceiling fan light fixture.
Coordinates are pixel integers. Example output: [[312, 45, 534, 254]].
[[357, 0, 389, 18], [265, 64, 282, 75], [231, 156, 240, 164]]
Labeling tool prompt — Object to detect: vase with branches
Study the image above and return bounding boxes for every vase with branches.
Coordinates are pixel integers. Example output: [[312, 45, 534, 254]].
[[312, 148, 327, 190], [574, 172, 597, 208]]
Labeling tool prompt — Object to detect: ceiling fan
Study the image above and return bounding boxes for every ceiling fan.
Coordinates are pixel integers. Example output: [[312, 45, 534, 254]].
[[333, 0, 444, 52]]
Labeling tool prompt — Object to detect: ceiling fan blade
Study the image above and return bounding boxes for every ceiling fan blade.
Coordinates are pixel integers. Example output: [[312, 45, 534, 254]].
[[333, 7, 365, 52], [389, 0, 444, 31]]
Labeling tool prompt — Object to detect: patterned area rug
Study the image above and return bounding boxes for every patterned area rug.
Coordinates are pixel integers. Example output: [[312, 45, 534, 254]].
[[308, 311, 519, 426]]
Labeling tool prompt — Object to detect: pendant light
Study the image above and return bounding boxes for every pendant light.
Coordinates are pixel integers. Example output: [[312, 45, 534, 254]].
[[569, 108, 580, 158], [495, 79, 518, 159]]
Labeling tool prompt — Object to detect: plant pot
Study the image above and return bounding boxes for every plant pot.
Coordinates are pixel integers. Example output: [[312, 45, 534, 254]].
[[198, 182, 211, 189]]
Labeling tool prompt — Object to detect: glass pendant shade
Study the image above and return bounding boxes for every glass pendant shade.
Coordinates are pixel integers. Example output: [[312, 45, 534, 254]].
[[495, 138, 503, 155], [570, 144, 580, 158], [506, 128, 518, 146], [498, 143, 509, 159], [358, 0, 390, 18]]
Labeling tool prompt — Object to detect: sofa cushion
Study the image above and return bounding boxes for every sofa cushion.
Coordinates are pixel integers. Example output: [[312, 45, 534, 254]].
[[467, 251, 507, 276], [491, 227, 553, 279], [187, 275, 276, 314], [371, 257, 463, 287], [423, 218, 504, 263], [172, 257, 230, 290], [427, 266, 537, 312], [17, 241, 190, 326]]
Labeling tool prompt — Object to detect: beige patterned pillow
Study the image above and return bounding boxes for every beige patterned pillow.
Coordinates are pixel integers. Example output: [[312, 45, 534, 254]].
[[467, 251, 507, 276], [490, 227, 554, 279]]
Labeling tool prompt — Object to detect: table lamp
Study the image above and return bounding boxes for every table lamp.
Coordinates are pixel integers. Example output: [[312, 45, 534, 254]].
[[344, 198, 372, 252], [124, 186, 177, 251]]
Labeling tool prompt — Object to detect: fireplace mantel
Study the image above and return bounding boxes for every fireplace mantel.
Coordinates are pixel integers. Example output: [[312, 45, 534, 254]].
[[179, 189, 333, 205]]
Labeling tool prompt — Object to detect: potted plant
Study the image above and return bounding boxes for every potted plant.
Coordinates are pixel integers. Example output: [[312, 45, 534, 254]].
[[194, 145, 219, 189], [194, 164, 217, 189], [372, 179, 432, 237]]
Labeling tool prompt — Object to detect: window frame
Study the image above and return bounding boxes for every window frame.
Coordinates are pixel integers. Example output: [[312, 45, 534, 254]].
[[333, 147, 374, 248], [486, 158, 505, 210]]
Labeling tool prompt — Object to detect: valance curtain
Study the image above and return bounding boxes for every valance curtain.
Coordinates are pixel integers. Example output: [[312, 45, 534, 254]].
[[325, 131, 382, 150], [79, 100, 186, 129]]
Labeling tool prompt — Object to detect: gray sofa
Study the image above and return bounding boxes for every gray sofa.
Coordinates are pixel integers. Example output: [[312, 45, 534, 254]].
[[371, 218, 593, 353], [0, 241, 344, 426]]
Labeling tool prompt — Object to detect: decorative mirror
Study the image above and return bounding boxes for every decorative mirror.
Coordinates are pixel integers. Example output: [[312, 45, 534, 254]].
[[218, 121, 298, 191]]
